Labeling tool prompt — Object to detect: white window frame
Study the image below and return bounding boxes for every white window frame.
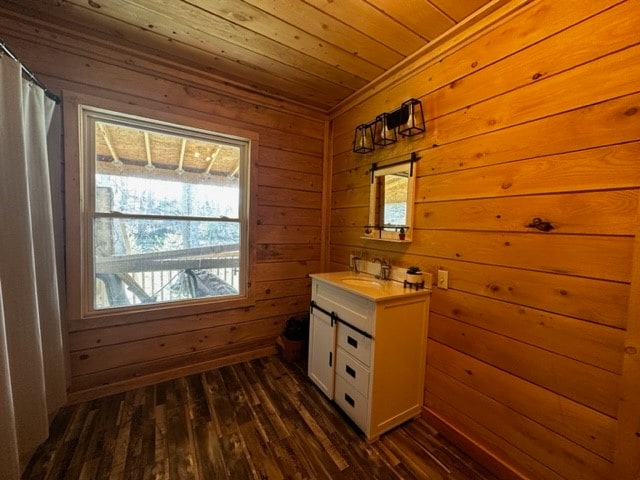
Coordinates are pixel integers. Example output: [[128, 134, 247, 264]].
[[63, 94, 257, 326]]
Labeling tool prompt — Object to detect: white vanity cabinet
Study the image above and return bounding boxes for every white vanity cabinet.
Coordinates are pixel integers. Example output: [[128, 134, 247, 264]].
[[307, 306, 336, 399], [308, 272, 430, 441]]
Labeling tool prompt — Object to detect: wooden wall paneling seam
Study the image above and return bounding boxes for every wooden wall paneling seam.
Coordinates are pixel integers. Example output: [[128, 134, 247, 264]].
[[330, 188, 369, 211], [340, 229, 634, 283], [333, 48, 639, 164], [256, 244, 321, 263], [255, 278, 312, 301], [69, 317, 285, 377], [430, 45, 640, 147], [411, 93, 640, 179], [428, 318, 620, 418], [415, 143, 640, 200], [425, 366, 613, 480], [66, 343, 277, 404], [0, 11, 329, 119], [254, 261, 322, 282], [330, 148, 385, 176], [430, 289, 625, 373], [257, 166, 323, 192], [41, 74, 325, 163], [433, 258, 627, 329], [257, 183, 322, 204], [413, 190, 639, 236], [71, 338, 278, 393], [331, 207, 369, 231], [612, 150, 640, 477], [429, 46, 640, 145], [254, 225, 321, 244], [330, 166, 370, 193], [257, 206, 322, 227], [334, 85, 640, 159], [426, 339, 616, 460], [428, 0, 640, 123], [258, 147, 323, 175], [68, 294, 313, 351], [422, 394, 573, 480], [321, 120, 333, 272]]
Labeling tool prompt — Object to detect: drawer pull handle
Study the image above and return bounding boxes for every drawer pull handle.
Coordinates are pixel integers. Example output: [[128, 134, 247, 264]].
[[329, 352, 332, 367], [344, 393, 355, 407], [346, 365, 356, 378], [347, 336, 358, 348]]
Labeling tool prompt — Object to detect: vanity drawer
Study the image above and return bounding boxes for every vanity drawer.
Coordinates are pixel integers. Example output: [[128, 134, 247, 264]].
[[337, 322, 372, 367], [314, 282, 373, 333], [336, 347, 370, 398], [335, 375, 368, 432]]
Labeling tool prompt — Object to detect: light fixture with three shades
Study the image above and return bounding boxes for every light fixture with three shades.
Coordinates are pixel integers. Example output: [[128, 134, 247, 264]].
[[352, 98, 425, 154]]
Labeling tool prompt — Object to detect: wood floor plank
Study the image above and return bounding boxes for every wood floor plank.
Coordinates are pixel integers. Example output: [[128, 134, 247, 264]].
[[165, 378, 198, 480], [24, 355, 500, 480], [204, 369, 255, 479]]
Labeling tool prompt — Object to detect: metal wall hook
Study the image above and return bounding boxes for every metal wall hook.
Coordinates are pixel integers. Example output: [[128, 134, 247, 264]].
[[527, 217, 554, 232]]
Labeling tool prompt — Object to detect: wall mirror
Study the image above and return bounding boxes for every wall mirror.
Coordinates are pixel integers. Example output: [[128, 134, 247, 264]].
[[364, 154, 417, 242]]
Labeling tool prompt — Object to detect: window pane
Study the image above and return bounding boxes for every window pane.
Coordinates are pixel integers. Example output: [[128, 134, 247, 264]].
[[95, 175, 239, 218], [95, 122, 240, 218], [93, 217, 240, 309]]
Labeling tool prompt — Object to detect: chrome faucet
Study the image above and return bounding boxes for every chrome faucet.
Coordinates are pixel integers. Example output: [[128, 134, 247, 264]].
[[372, 257, 391, 280], [351, 255, 361, 273]]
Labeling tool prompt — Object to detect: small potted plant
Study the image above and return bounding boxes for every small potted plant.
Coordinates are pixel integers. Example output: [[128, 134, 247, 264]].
[[276, 316, 309, 363], [398, 227, 406, 240], [406, 266, 423, 284]]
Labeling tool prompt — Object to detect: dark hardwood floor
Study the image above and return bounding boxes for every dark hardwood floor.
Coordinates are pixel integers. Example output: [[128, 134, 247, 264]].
[[24, 355, 498, 479]]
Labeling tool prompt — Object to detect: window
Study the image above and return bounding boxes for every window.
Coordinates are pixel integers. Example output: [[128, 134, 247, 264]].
[[80, 107, 250, 312]]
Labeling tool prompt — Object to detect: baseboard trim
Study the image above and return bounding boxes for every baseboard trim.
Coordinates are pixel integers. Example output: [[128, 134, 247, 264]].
[[67, 344, 276, 404]]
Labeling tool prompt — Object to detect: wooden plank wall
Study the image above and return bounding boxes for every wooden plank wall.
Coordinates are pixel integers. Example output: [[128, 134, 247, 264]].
[[0, 11, 326, 402], [330, 1, 639, 479]]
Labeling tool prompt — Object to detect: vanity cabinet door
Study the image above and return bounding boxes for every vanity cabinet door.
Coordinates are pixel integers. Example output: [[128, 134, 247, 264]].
[[308, 308, 336, 399]]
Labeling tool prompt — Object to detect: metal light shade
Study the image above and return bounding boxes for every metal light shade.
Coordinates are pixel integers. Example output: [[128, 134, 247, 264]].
[[353, 123, 375, 153], [373, 113, 397, 146], [397, 98, 425, 136]]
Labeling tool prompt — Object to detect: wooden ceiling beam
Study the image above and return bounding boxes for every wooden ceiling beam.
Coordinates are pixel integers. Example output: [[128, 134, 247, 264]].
[[143, 131, 155, 170], [98, 124, 122, 166]]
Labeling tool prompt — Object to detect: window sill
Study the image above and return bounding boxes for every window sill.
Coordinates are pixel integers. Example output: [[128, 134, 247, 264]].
[[69, 290, 256, 330]]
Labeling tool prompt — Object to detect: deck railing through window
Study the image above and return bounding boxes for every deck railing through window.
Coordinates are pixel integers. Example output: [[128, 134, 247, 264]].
[[94, 245, 240, 309]]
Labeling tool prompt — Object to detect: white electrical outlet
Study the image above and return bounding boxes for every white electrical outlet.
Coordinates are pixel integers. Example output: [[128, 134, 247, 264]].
[[437, 269, 449, 290]]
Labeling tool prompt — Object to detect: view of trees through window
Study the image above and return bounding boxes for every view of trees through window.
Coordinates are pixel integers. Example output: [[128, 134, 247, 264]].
[[86, 113, 248, 310]]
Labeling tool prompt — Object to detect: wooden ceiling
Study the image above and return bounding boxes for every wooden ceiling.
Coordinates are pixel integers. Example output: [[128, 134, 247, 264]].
[[2, 0, 498, 111]]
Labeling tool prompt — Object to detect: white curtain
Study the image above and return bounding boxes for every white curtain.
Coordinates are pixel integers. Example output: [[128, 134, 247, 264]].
[[0, 54, 67, 478]]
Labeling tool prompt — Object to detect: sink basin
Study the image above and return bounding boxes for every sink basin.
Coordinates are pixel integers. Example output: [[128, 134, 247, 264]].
[[341, 278, 385, 289], [311, 271, 431, 301]]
